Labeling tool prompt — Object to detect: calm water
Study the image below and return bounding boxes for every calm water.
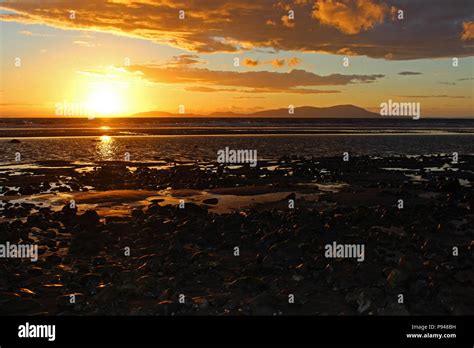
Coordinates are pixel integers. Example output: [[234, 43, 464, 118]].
[[1, 118, 473, 164], [1, 117, 474, 129], [1, 134, 474, 164]]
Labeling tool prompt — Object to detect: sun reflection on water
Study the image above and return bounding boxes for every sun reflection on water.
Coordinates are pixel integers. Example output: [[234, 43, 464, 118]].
[[96, 135, 116, 160]]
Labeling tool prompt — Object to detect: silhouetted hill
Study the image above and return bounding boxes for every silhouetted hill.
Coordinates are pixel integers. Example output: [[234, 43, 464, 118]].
[[132, 104, 379, 118]]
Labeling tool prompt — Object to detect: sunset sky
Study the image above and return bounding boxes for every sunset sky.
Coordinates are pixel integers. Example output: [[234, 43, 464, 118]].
[[0, 0, 473, 117]]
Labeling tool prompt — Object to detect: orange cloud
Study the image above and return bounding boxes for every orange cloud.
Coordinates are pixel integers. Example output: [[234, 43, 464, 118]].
[[185, 86, 241, 93], [337, 47, 357, 56], [287, 57, 302, 67], [271, 59, 286, 67], [461, 21, 474, 40], [242, 57, 301, 68], [266, 19, 277, 26], [243, 58, 259, 67], [281, 15, 295, 28], [312, 0, 391, 34]]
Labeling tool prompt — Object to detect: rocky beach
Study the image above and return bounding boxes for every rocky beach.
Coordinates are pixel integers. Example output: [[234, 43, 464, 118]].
[[0, 152, 473, 316]]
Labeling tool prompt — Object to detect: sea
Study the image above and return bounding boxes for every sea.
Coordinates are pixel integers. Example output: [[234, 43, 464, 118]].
[[0, 118, 473, 164]]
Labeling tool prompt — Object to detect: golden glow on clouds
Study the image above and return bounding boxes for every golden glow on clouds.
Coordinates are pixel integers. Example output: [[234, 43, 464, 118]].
[[312, 0, 392, 35], [461, 21, 474, 41], [1, 0, 472, 59]]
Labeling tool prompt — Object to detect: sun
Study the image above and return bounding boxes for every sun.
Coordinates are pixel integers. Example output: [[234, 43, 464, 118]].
[[87, 83, 124, 115]]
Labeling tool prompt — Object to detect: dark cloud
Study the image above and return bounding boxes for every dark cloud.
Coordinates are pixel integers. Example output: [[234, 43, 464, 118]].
[[166, 54, 204, 66], [398, 71, 422, 75], [400, 95, 468, 98], [186, 85, 341, 94], [124, 64, 384, 93], [1, 0, 473, 59]]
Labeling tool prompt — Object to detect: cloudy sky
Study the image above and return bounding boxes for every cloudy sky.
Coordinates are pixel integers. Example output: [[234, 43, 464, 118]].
[[1, 0, 473, 117]]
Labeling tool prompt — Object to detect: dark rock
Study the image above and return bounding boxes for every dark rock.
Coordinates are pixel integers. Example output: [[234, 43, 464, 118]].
[[146, 204, 163, 214], [345, 290, 372, 314], [61, 204, 77, 216], [70, 231, 104, 255], [264, 240, 303, 264], [136, 275, 158, 291], [94, 284, 119, 303], [387, 269, 410, 288], [80, 273, 102, 288], [131, 209, 145, 219], [203, 198, 219, 205], [409, 279, 429, 297], [229, 277, 266, 294], [0, 293, 44, 315], [46, 254, 62, 265], [179, 202, 207, 215], [248, 291, 277, 315], [78, 210, 100, 227], [28, 267, 43, 277], [191, 251, 210, 263], [379, 303, 410, 315], [92, 257, 106, 266], [137, 254, 163, 273], [155, 300, 179, 315], [117, 283, 139, 296], [57, 293, 84, 309]]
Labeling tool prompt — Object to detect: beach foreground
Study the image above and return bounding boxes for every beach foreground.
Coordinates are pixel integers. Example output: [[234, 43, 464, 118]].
[[0, 154, 473, 315]]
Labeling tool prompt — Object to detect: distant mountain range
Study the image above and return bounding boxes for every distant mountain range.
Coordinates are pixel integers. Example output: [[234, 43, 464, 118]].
[[132, 105, 380, 118]]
